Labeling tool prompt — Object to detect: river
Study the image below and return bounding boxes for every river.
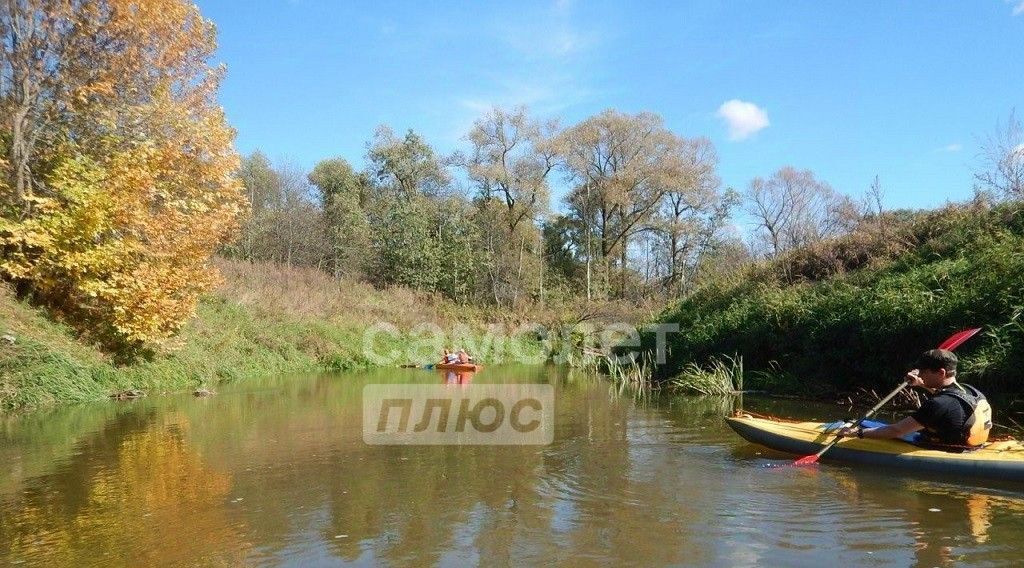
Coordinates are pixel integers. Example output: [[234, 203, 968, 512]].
[[1, 365, 1022, 567]]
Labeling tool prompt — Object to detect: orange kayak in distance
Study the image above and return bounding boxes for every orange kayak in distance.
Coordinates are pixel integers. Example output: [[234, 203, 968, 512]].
[[434, 363, 483, 372]]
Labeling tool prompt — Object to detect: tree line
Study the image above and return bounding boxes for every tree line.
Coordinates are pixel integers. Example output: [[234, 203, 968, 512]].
[[234, 105, 1024, 308], [229, 108, 745, 307]]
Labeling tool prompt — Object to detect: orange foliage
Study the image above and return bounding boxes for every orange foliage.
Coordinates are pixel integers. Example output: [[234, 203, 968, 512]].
[[0, 1, 246, 348]]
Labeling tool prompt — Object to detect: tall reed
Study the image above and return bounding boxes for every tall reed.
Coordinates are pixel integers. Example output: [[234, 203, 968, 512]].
[[671, 354, 744, 395]]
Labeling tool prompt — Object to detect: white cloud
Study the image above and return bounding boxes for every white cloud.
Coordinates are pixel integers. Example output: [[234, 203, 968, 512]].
[[717, 100, 770, 141], [941, 143, 962, 152], [460, 85, 548, 113], [458, 75, 590, 114], [447, 2, 599, 141], [452, 74, 591, 142], [499, 24, 595, 59], [495, 0, 599, 59], [554, 0, 574, 12], [1014, 1, 1024, 16]]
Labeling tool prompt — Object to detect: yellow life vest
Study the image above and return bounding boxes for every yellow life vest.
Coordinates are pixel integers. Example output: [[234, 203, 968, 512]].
[[936, 383, 992, 447]]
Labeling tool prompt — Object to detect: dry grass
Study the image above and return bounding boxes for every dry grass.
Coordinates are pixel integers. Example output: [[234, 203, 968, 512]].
[[213, 257, 463, 329], [730, 200, 1002, 287], [213, 257, 654, 331], [1, 257, 648, 411]]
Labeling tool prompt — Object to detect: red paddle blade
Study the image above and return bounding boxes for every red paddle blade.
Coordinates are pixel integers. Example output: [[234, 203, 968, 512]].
[[938, 327, 982, 351], [793, 455, 820, 466]]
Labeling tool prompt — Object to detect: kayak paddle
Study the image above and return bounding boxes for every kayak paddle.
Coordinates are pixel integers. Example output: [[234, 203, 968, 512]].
[[937, 327, 983, 351], [793, 327, 982, 466]]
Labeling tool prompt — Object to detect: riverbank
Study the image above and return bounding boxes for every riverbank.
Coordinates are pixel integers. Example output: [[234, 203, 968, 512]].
[[648, 200, 1024, 404], [0, 259, 546, 412]]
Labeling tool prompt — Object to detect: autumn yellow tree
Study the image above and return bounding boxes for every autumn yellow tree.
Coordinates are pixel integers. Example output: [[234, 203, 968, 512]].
[[557, 110, 695, 299], [0, 1, 245, 348]]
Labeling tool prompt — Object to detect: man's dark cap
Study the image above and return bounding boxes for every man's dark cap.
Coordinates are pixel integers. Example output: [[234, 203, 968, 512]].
[[915, 349, 958, 372]]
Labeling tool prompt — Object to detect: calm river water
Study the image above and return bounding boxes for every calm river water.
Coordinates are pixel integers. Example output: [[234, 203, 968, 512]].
[[2, 366, 1023, 567]]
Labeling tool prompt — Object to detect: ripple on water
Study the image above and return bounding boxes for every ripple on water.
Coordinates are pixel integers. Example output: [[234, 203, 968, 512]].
[[533, 462, 647, 508], [710, 467, 925, 557]]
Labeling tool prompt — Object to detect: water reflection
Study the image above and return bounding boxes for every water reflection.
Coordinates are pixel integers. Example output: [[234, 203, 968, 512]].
[[441, 370, 473, 385], [0, 368, 1022, 567], [0, 410, 249, 566]]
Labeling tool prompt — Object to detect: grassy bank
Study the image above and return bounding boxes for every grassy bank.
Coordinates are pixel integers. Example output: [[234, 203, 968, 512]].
[[0, 259, 545, 411], [647, 201, 1024, 399]]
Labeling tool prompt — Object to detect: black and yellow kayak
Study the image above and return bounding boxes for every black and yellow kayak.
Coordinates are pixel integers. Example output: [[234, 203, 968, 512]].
[[726, 415, 1024, 482]]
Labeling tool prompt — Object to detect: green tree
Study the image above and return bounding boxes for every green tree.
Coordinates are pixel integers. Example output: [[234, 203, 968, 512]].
[[434, 196, 481, 303], [366, 126, 449, 199], [459, 107, 557, 306], [369, 195, 438, 290], [309, 158, 372, 278], [231, 152, 282, 261], [227, 156, 327, 269], [267, 165, 329, 269], [541, 214, 587, 299]]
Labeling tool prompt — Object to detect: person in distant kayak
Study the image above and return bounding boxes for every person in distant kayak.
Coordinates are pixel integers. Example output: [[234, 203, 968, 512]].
[[440, 349, 459, 364], [457, 349, 471, 364], [838, 349, 992, 448]]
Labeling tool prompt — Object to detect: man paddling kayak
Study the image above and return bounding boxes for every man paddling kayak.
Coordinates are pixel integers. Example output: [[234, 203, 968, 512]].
[[838, 349, 993, 448]]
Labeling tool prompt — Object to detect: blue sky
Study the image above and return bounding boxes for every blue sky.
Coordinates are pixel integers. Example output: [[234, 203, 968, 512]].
[[197, 0, 1024, 212]]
